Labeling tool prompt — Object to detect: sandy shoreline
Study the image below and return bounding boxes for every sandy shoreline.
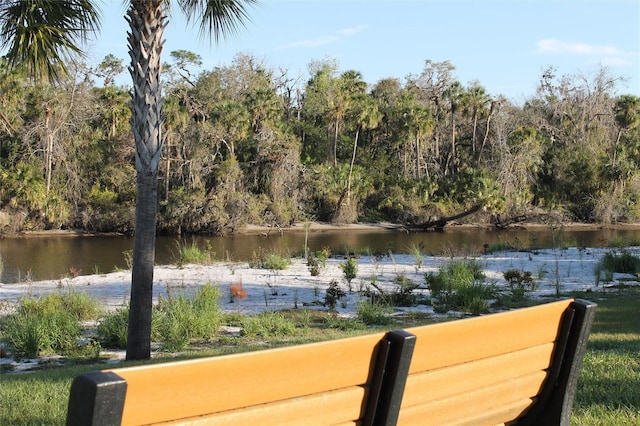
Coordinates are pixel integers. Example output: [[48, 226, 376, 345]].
[[11, 221, 640, 239], [2, 246, 637, 318]]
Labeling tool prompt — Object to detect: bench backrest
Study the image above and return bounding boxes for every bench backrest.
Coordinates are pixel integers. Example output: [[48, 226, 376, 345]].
[[67, 299, 594, 425], [66, 329, 415, 426], [397, 298, 596, 425]]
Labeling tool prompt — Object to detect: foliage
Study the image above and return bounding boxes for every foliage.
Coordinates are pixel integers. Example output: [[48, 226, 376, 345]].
[[597, 249, 640, 274], [307, 249, 329, 276], [425, 259, 493, 315], [249, 249, 290, 270], [96, 306, 130, 349], [340, 257, 358, 291], [154, 284, 223, 351], [356, 299, 394, 325], [239, 311, 297, 338], [0, 41, 636, 236], [175, 240, 216, 265], [324, 279, 346, 310], [503, 269, 537, 301], [0, 290, 101, 359]]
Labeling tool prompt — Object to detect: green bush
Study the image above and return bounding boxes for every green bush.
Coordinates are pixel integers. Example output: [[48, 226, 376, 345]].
[[324, 280, 346, 310], [425, 259, 492, 315], [340, 257, 358, 292], [19, 290, 101, 321], [356, 300, 393, 325], [249, 249, 290, 270], [503, 269, 537, 301], [0, 294, 86, 359], [155, 284, 223, 351], [97, 306, 130, 349], [307, 249, 329, 276], [598, 249, 640, 274], [175, 240, 215, 265]]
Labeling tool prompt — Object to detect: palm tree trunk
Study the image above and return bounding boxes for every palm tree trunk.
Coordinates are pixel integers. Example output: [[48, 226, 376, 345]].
[[126, 0, 166, 361]]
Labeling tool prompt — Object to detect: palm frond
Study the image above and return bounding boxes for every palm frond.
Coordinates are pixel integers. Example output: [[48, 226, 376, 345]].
[[177, 0, 258, 44], [0, 0, 101, 82]]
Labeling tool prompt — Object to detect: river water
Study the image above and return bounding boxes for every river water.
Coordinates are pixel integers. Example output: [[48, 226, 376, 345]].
[[2, 226, 640, 284]]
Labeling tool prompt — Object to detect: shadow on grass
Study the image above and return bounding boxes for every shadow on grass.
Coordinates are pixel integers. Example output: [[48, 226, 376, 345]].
[[569, 288, 640, 422]]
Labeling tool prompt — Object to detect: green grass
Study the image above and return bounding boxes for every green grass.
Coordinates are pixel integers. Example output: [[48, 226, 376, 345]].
[[175, 240, 216, 265], [570, 288, 640, 425]]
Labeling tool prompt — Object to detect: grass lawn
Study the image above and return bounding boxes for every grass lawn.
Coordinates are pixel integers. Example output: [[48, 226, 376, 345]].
[[1, 289, 638, 425], [570, 288, 640, 425]]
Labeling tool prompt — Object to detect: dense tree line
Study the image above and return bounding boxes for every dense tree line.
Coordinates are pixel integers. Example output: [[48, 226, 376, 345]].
[[1, 54, 638, 235]]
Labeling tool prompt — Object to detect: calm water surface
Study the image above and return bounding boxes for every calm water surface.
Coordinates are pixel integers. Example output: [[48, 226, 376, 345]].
[[2, 227, 640, 283]]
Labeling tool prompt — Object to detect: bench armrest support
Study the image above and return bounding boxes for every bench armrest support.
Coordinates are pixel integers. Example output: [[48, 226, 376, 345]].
[[66, 371, 126, 426], [516, 299, 597, 425]]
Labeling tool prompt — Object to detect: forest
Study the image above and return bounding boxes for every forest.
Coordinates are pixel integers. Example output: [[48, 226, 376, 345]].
[[0, 53, 639, 236]]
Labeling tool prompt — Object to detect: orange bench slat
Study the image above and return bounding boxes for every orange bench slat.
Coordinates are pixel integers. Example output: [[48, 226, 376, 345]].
[[404, 299, 572, 372], [108, 332, 387, 425]]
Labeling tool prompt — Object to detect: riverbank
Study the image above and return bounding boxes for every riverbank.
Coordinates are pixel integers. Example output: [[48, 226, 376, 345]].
[[2, 245, 638, 317], [11, 220, 640, 239]]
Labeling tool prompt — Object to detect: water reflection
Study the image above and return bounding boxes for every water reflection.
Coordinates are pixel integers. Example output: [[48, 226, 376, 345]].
[[1, 227, 639, 283]]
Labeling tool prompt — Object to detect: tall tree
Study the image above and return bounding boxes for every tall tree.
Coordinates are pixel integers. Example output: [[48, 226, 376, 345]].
[[1, 0, 257, 360], [613, 94, 640, 166], [126, 0, 257, 360]]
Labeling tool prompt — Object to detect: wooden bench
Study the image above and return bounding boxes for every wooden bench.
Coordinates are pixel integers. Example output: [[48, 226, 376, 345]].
[[66, 330, 415, 426], [397, 298, 596, 425], [67, 298, 594, 425]]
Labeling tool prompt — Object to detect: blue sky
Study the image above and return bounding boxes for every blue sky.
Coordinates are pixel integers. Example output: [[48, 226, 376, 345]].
[[90, 0, 639, 102]]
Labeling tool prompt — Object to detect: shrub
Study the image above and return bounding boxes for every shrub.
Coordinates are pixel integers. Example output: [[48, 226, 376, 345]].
[[356, 300, 393, 325], [155, 284, 222, 351], [176, 240, 215, 265], [307, 249, 329, 276], [392, 274, 420, 306], [324, 280, 346, 310], [598, 249, 640, 274], [503, 269, 537, 301], [97, 306, 130, 349], [425, 259, 492, 315], [249, 248, 290, 270], [0, 294, 86, 359], [340, 257, 358, 292]]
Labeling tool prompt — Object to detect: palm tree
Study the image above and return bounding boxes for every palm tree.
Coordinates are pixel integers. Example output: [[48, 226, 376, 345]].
[[1, 0, 257, 360]]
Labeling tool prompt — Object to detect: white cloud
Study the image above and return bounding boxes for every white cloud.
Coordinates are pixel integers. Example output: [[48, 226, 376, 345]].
[[278, 25, 366, 50], [536, 38, 638, 67], [537, 38, 622, 56], [339, 25, 367, 36]]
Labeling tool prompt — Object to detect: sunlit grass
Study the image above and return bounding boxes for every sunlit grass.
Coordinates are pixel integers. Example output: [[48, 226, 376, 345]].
[[570, 288, 640, 425]]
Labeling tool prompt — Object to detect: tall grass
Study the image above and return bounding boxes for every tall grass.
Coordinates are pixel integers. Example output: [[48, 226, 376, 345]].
[[175, 240, 216, 265], [0, 291, 101, 359]]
